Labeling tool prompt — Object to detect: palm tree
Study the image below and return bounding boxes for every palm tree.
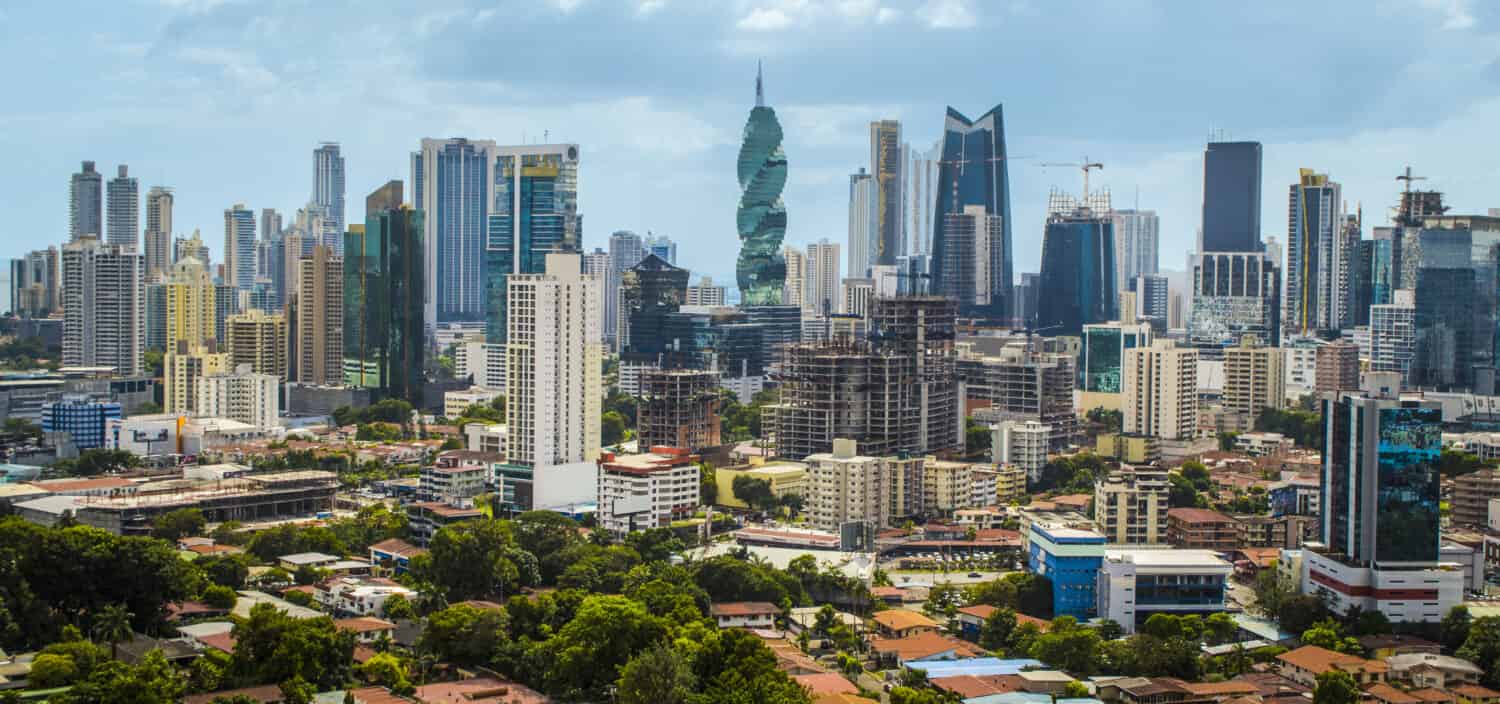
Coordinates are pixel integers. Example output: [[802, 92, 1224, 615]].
[[93, 603, 134, 660]]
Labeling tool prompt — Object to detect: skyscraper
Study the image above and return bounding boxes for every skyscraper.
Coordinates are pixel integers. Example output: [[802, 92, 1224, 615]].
[[782, 245, 807, 310], [1111, 209, 1158, 294], [312, 143, 346, 252], [9, 248, 59, 318], [62, 237, 144, 375], [618, 254, 689, 355], [602, 230, 645, 349], [483, 143, 581, 347], [736, 64, 788, 306], [412, 138, 498, 328], [1130, 273, 1169, 322], [870, 120, 902, 266], [261, 208, 283, 241], [344, 180, 426, 404], [1188, 251, 1281, 347], [931, 105, 1012, 317], [223, 204, 257, 291], [644, 234, 677, 265], [293, 245, 343, 386], [1200, 141, 1262, 253], [1286, 169, 1343, 335], [1036, 190, 1115, 336], [174, 228, 210, 268], [226, 309, 288, 380], [806, 239, 841, 317], [847, 168, 875, 277], [1122, 340, 1198, 440], [106, 165, 138, 250], [163, 256, 218, 350], [70, 161, 103, 240], [144, 187, 173, 280], [903, 140, 940, 257], [936, 205, 1003, 309]]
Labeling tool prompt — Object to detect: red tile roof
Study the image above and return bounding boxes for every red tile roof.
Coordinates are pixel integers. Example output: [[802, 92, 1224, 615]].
[[335, 616, 396, 633], [1277, 645, 1387, 676], [871, 610, 940, 632], [414, 677, 549, 703], [368, 538, 427, 558], [932, 675, 1025, 698], [869, 632, 983, 661], [710, 601, 779, 617], [1168, 507, 1238, 523], [794, 673, 858, 695]]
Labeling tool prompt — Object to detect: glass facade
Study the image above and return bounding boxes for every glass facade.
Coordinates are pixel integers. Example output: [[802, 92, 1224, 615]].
[[1037, 216, 1116, 336], [1200, 141, 1262, 253], [41, 397, 122, 450], [485, 147, 581, 345], [736, 96, 788, 306], [1375, 406, 1441, 563], [1134, 573, 1226, 606], [1083, 327, 1122, 393], [618, 254, 689, 357], [343, 182, 426, 406], [931, 106, 1012, 318]]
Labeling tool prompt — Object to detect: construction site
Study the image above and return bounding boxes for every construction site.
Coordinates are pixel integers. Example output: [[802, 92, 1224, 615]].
[[636, 368, 722, 452], [71, 469, 339, 535], [957, 338, 1079, 451]]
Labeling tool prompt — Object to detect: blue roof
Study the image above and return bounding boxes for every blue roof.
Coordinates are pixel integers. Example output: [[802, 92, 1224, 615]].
[[915, 658, 1045, 679], [966, 693, 1053, 704]]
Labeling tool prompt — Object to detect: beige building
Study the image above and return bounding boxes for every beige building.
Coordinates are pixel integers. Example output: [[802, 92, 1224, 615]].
[[714, 461, 808, 509], [1122, 339, 1198, 440], [163, 256, 217, 349], [225, 309, 287, 381], [804, 439, 923, 531], [164, 341, 229, 415], [292, 245, 343, 386], [995, 465, 1027, 503], [1094, 467, 1170, 544], [1223, 338, 1284, 432]]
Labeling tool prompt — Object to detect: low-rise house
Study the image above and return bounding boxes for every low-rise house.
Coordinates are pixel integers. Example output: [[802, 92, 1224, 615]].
[[1015, 670, 1078, 695], [315, 576, 416, 617], [367, 538, 427, 575], [869, 631, 983, 666], [1275, 645, 1388, 687], [406, 501, 484, 545], [1452, 685, 1500, 704], [412, 677, 550, 704], [786, 606, 861, 639], [333, 616, 397, 644], [1365, 683, 1423, 704], [871, 609, 940, 638], [277, 552, 340, 571], [1358, 635, 1441, 658], [1386, 653, 1484, 689], [709, 602, 778, 629], [795, 673, 858, 698]]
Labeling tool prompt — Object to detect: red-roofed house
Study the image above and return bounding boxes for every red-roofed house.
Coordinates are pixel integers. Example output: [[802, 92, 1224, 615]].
[[710, 602, 779, 629], [795, 673, 858, 696], [1276, 645, 1388, 687]]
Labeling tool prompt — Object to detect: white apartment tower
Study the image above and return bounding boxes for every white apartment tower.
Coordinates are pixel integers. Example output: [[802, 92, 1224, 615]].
[[782, 245, 807, 310], [144, 187, 174, 280], [223, 204, 257, 291], [106, 165, 139, 250], [1223, 338, 1285, 432], [1122, 339, 1199, 440], [847, 168, 876, 278], [62, 237, 144, 375], [312, 143, 346, 251], [506, 252, 603, 469], [1371, 290, 1417, 384], [1111, 209, 1158, 294], [994, 420, 1051, 482], [806, 239, 842, 317], [686, 277, 727, 307], [197, 364, 280, 430]]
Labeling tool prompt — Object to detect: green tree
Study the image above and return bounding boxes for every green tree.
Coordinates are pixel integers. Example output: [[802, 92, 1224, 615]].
[[1253, 565, 1292, 617], [1217, 432, 1239, 452], [1301, 620, 1360, 654], [418, 604, 509, 666], [979, 607, 1018, 651], [1442, 605, 1472, 653], [59, 650, 185, 704], [544, 595, 670, 700], [382, 593, 415, 620], [1204, 612, 1238, 645], [616, 642, 695, 704], [92, 603, 135, 660], [151, 508, 207, 541], [29, 652, 81, 687], [418, 519, 540, 600], [1032, 620, 1103, 675], [731, 475, 779, 512], [1313, 670, 1360, 704], [688, 627, 811, 704], [279, 675, 316, 704], [197, 553, 253, 589], [1278, 595, 1332, 635], [359, 652, 412, 692], [966, 417, 993, 457], [602, 411, 629, 446], [1063, 681, 1091, 698], [1457, 616, 1500, 687], [229, 604, 356, 690], [202, 584, 238, 609], [924, 582, 965, 620]]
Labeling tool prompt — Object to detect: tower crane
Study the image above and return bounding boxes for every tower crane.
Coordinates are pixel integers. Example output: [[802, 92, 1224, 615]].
[[1037, 158, 1105, 196]]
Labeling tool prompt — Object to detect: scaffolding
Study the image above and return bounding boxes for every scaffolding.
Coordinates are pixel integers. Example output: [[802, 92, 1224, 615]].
[[637, 368, 722, 452]]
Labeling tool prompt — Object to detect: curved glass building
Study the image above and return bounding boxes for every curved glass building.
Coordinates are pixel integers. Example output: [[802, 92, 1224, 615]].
[[736, 64, 788, 306]]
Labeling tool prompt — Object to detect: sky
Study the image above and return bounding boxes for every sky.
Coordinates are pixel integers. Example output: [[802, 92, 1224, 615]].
[[4, 0, 1500, 303]]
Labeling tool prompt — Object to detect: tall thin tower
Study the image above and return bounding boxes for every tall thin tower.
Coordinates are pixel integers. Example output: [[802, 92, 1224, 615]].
[[735, 62, 788, 306], [313, 143, 346, 253], [106, 165, 139, 250], [70, 161, 103, 241]]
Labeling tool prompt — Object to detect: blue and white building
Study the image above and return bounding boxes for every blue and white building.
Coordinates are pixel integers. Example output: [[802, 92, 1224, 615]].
[[42, 395, 122, 450], [1096, 548, 1233, 633], [1026, 523, 1106, 619]]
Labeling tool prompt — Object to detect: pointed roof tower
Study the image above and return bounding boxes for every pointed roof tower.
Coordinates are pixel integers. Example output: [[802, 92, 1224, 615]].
[[755, 60, 765, 107]]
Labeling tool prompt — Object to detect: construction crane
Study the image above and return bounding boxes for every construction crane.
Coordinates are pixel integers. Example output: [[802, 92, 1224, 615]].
[[1038, 158, 1105, 196], [1396, 164, 1425, 194]]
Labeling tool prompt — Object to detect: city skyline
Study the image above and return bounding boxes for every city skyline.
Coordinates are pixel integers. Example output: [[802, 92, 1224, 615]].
[[3, 2, 1499, 300]]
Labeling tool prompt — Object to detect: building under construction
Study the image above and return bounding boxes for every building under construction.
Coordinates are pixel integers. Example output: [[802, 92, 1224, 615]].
[[763, 296, 963, 460], [636, 368, 722, 452], [72, 470, 338, 535], [958, 338, 1078, 452]]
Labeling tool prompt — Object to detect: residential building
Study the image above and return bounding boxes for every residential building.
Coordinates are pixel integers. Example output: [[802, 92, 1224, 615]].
[[42, 395, 121, 450], [643, 233, 676, 264], [174, 228, 210, 267], [902, 140, 940, 258], [781, 245, 807, 310], [1286, 169, 1344, 336], [62, 237, 145, 375], [1385, 653, 1484, 689], [736, 66, 787, 306], [1315, 342, 1360, 394], [312, 143, 346, 251], [70, 160, 103, 240], [196, 364, 279, 430], [686, 276, 726, 307], [1130, 274, 1170, 323], [1237, 513, 1316, 549], [1371, 290, 1417, 383], [994, 465, 1027, 502], [1166, 508, 1240, 550], [1094, 467, 1170, 544], [1097, 548, 1233, 633], [1234, 431, 1294, 456], [367, 538, 427, 575], [412, 138, 499, 327], [1200, 141, 1262, 253], [710, 602, 779, 630], [144, 187, 173, 280], [1275, 646, 1387, 688], [637, 369, 721, 452], [419, 460, 489, 505], [224, 203, 257, 291], [1451, 469, 1500, 529], [9, 247, 60, 318], [1122, 340, 1198, 441], [164, 341, 229, 415], [993, 420, 1050, 482], [225, 309, 287, 380], [105, 165, 138, 250], [606, 230, 646, 346], [931, 105, 1011, 318], [315, 577, 414, 618], [1223, 338, 1285, 432], [596, 447, 701, 535], [806, 239, 841, 317], [1037, 190, 1115, 335], [958, 341, 1078, 452], [922, 459, 983, 515], [443, 387, 501, 419], [1283, 337, 1322, 401], [343, 180, 425, 404], [805, 439, 924, 531], [870, 119, 903, 267], [1027, 523, 1106, 620], [163, 256, 217, 349], [1188, 251, 1282, 347], [292, 245, 342, 386], [1095, 433, 1162, 465], [848, 168, 875, 278], [1112, 209, 1159, 294], [714, 461, 807, 510]]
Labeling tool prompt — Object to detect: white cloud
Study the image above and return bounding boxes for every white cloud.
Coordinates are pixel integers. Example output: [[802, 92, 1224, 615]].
[[156, 0, 233, 12], [176, 46, 277, 90], [637, 0, 668, 16], [737, 6, 795, 31], [1417, 0, 1475, 30], [917, 0, 976, 29], [552, 0, 586, 13]]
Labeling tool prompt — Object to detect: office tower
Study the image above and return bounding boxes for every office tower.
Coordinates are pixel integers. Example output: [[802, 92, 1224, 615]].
[[1286, 169, 1343, 335], [212, 284, 239, 345], [506, 252, 603, 468], [994, 419, 1050, 482], [225, 309, 287, 380], [1130, 274, 1169, 322], [412, 138, 499, 327], [174, 229, 210, 267], [805, 239, 841, 317], [1081, 321, 1153, 399], [1112, 209, 1159, 293], [9, 247, 60, 318], [343, 181, 426, 403], [870, 120, 902, 266], [686, 277, 727, 307], [143, 187, 173, 280], [1122, 339, 1198, 440], [597, 450, 703, 535], [1188, 251, 1281, 347], [312, 143, 345, 250], [105, 165, 138, 250], [163, 256, 218, 350], [1223, 338, 1285, 431], [1403, 228, 1474, 390], [736, 64, 788, 306], [782, 245, 807, 310], [61, 237, 144, 375], [69, 161, 103, 240], [1315, 341, 1359, 394], [484, 143, 583, 347], [1308, 394, 1460, 621], [261, 207, 283, 242], [163, 340, 228, 414], [41, 395, 121, 450], [1333, 213, 1362, 329], [644, 234, 677, 265], [636, 369, 721, 452], [197, 364, 279, 429], [604, 230, 645, 347], [293, 245, 343, 385], [1036, 190, 1116, 335], [223, 204, 257, 291], [1013, 272, 1041, 327], [932, 105, 1012, 317], [937, 205, 1003, 309], [1199, 141, 1262, 253], [618, 254, 689, 356], [847, 168, 875, 277], [1094, 467, 1171, 544], [903, 140, 940, 257]]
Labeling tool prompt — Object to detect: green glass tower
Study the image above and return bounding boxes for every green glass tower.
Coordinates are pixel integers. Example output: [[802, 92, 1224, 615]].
[[736, 63, 787, 306], [344, 180, 426, 405]]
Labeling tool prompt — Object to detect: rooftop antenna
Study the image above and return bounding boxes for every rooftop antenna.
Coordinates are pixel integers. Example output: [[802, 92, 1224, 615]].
[[755, 60, 764, 107]]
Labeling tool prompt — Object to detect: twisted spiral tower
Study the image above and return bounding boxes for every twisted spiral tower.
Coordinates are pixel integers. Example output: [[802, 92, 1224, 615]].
[[735, 62, 788, 306]]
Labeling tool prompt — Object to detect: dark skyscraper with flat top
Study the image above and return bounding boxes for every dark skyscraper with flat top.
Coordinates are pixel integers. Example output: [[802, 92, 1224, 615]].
[[1200, 141, 1262, 253], [931, 105, 1012, 318]]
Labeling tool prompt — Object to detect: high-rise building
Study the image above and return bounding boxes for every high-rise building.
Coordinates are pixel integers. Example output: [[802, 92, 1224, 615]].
[[636, 369, 721, 452], [958, 341, 1078, 452], [847, 168, 875, 278], [870, 120, 902, 266], [1370, 290, 1417, 384], [1095, 467, 1171, 544], [604, 230, 645, 347], [312, 143, 346, 251], [223, 204, 257, 291], [144, 187, 173, 280], [993, 419, 1050, 482], [506, 252, 602, 469], [162, 256, 217, 351], [484, 143, 582, 347], [932, 105, 1012, 317], [293, 245, 343, 386], [1315, 341, 1360, 394], [903, 140, 940, 257], [805, 438, 925, 532], [69, 161, 103, 241], [1112, 209, 1159, 295], [644, 234, 677, 265], [412, 138, 499, 328], [164, 340, 228, 414], [197, 364, 279, 429], [736, 65, 788, 306], [1407, 228, 1474, 390], [596, 449, 702, 535], [261, 208, 283, 242], [174, 229, 210, 268], [686, 277, 727, 307], [937, 205, 1004, 310], [1200, 141, 1262, 253], [782, 245, 807, 310], [226, 309, 287, 381], [1223, 338, 1285, 431], [1081, 321, 1153, 403], [1188, 251, 1281, 347], [61, 237, 144, 375], [618, 254, 689, 358], [805, 239, 841, 317], [1122, 339, 1198, 440], [105, 165, 138, 250], [1130, 274, 1169, 322], [1037, 190, 1115, 335], [1286, 169, 1343, 335], [344, 181, 426, 404], [9, 247, 60, 318], [1334, 213, 1363, 329]]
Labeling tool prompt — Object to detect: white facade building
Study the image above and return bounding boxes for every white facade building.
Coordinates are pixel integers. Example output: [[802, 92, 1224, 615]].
[[1097, 548, 1233, 634], [686, 277, 727, 307], [314, 576, 415, 617], [1111, 209, 1159, 295], [806, 239, 842, 317], [1122, 339, 1199, 440], [993, 420, 1050, 482], [596, 449, 701, 535], [443, 387, 502, 419], [848, 169, 875, 277], [196, 364, 279, 430], [804, 439, 924, 532], [782, 245, 807, 310], [1371, 290, 1417, 383], [62, 237, 145, 376]]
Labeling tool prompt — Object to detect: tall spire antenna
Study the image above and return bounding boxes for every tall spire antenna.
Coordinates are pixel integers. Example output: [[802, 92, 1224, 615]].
[[755, 60, 764, 107]]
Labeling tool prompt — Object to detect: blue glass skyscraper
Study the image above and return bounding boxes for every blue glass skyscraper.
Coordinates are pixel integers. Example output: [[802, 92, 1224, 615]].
[[735, 64, 787, 306], [931, 105, 1012, 318], [413, 138, 497, 328], [484, 144, 582, 345], [1200, 141, 1262, 253], [1037, 193, 1116, 336]]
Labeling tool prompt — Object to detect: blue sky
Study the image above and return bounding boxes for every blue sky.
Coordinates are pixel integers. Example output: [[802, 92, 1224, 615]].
[[4, 0, 1500, 296]]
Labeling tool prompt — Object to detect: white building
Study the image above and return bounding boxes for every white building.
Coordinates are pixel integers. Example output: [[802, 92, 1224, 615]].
[[464, 423, 505, 456], [506, 252, 602, 470], [444, 387, 502, 419], [412, 138, 499, 329], [993, 420, 1050, 483], [804, 439, 924, 532], [841, 277, 874, 317], [1094, 467, 1170, 545], [1123, 339, 1198, 440], [1111, 209, 1159, 295], [62, 237, 145, 376], [314, 576, 414, 618], [197, 364, 279, 430], [453, 336, 506, 392], [1223, 339, 1285, 432], [596, 448, 701, 535], [686, 277, 727, 307], [1300, 549, 1463, 624], [1283, 337, 1322, 402], [848, 168, 875, 277], [107, 414, 185, 456], [782, 245, 807, 311], [806, 239, 841, 317], [1371, 290, 1416, 383], [1096, 548, 1233, 634]]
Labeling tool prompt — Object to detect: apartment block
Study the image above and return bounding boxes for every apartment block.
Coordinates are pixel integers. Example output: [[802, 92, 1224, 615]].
[[1094, 467, 1170, 544], [596, 447, 701, 535], [1165, 507, 1240, 551]]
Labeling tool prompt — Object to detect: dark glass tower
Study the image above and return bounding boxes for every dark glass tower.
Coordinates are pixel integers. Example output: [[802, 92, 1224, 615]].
[[619, 254, 689, 356], [736, 64, 788, 306], [1036, 199, 1116, 336], [344, 180, 426, 406], [1321, 395, 1441, 565], [1200, 141, 1262, 253], [931, 105, 1012, 318], [484, 145, 582, 345]]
